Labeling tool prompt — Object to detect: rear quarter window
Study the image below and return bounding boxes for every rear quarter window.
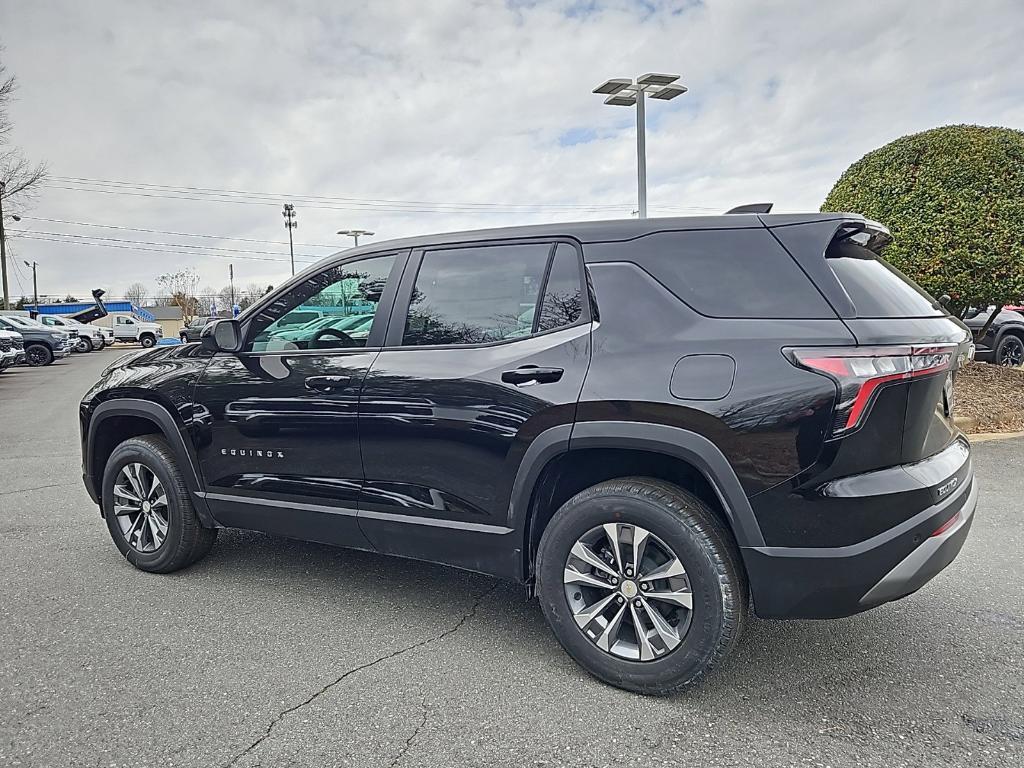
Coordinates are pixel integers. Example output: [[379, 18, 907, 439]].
[[587, 229, 835, 319], [826, 241, 943, 318]]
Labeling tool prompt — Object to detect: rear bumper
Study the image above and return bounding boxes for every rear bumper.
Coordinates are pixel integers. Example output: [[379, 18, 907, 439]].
[[743, 443, 977, 619]]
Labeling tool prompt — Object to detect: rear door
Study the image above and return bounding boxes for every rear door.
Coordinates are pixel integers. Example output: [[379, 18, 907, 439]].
[[356, 239, 591, 578]]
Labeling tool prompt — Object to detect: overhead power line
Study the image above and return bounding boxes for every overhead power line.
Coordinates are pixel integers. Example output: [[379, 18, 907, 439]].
[[10, 228, 323, 259], [12, 233, 322, 265], [44, 175, 721, 214], [16, 215, 341, 249]]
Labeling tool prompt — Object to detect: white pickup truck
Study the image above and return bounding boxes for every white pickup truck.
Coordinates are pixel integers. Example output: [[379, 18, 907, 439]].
[[37, 315, 107, 352], [110, 315, 163, 347]]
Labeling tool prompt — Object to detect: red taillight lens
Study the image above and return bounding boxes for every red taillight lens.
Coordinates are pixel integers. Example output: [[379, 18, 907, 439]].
[[785, 345, 956, 437]]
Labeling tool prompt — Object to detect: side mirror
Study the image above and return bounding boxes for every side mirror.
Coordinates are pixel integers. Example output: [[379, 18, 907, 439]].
[[201, 319, 242, 352]]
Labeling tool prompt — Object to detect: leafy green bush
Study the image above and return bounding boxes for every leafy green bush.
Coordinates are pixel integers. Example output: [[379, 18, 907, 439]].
[[822, 125, 1024, 313]]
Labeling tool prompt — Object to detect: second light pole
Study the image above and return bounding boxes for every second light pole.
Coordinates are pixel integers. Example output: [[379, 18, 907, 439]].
[[592, 73, 688, 219], [282, 203, 298, 275], [337, 229, 374, 248]]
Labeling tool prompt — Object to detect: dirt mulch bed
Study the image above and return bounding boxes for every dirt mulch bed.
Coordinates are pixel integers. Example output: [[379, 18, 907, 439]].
[[953, 361, 1024, 433]]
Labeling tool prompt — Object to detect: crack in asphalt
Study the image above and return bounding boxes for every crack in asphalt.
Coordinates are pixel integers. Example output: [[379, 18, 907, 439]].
[[387, 699, 429, 768], [0, 483, 72, 497], [222, 582, 498, 768]]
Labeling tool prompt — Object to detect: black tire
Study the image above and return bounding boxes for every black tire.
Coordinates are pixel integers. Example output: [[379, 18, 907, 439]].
[[25, 343, 53, 367], [101, 435, 217, 573], [179, 334, 188, 343], [996, 333, 1024, 366], [536, 477, 747, 695], [139, 334, 157, 348], [77, 336, 94, 353]]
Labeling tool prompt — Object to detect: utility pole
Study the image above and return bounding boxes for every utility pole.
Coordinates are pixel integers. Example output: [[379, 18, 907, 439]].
[[24, 260, 38, 313], [229, 263, 235, 308], [0, 180, 9, 310], [282, 203, 298, 276]]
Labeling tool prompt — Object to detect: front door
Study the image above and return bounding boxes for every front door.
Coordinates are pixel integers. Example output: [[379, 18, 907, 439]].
[[192, 251, 405, 548], [357, 241, 591, 577]]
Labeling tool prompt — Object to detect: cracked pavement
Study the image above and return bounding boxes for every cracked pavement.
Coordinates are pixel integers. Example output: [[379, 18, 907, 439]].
[[1, 349, 1021, 767]]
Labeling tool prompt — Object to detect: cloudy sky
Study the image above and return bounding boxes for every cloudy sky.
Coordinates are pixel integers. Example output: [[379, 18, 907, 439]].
[[1, 0, 1022, 304]]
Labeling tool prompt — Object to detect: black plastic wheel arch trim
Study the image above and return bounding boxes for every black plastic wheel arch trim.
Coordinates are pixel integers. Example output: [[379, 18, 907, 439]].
[[84, 398, 216, 526]]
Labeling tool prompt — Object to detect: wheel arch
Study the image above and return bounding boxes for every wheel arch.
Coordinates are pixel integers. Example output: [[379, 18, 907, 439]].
[[512, 420, 764, 583], [85, 399, 214, 525]]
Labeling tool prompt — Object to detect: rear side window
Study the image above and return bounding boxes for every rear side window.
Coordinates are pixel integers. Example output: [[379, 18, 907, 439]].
[[826, 241, 943, 318], [402, 242, 583, 346], [604, 229, 834, 319]]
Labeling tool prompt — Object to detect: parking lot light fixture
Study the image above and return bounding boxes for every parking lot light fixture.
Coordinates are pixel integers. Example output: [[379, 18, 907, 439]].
[[337, 229, 374, 248], [592, 73, 687, 219]]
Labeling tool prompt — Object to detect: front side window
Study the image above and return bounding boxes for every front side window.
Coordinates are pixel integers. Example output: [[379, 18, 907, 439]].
[[246, 254, 396, 352], [402, 242, 584, 347]]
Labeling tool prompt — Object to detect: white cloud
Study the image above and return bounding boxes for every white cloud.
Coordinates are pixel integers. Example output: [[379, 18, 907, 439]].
[[1, 0, 1022, 300]]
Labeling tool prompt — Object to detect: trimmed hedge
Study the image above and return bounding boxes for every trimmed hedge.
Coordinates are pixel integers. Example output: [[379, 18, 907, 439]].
[[822, 125, 1024, 310]]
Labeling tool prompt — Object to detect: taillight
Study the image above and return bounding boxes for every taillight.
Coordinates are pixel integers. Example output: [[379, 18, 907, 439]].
[[785, 345, 956, 437]]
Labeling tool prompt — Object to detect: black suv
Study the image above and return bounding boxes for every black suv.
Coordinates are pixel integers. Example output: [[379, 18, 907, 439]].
[[80, 213, 977, 694]]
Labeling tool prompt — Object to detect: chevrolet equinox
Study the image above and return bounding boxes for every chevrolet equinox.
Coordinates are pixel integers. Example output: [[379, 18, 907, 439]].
[[81, 213, 978, 694]]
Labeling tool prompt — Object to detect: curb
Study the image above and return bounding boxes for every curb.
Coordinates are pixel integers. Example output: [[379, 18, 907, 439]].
[[968, 430, 1024, 443]]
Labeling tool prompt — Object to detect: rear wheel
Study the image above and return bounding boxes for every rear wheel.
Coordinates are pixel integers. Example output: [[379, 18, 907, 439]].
[[536, 477, 746, 695], [25, 343, 53, 366], [996, 333, 1024, 366], [102, 435, 217, 572], [139, 334, 157, 348]]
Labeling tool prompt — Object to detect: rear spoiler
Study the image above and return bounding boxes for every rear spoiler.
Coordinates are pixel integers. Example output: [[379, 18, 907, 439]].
[[69, 289, 108, 325], [725, 202, 773, 214], [833, 219, 892, 254]]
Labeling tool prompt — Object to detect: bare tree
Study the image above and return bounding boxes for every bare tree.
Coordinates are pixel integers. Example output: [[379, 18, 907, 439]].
[[238, 282, 266, 310], [124, 282, 148, 307], [1, 57, 47, 211], [156, 269, 201, 325]]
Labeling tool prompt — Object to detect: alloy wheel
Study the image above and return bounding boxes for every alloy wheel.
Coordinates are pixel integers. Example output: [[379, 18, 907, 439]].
[[112, 463, 170, 553], [1000, 337, 1024, 366], [26, 346, 49, 366], [563, 522, 693, 661]]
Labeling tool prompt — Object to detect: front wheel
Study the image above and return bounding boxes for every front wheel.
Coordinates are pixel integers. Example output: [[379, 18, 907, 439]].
[[101, 435, 217, 572], [536, 477, 747, 695], [996, 334, 1024, 366], [139, 334, 157, 348], [76, 336, 94, 353], [25, 343, 54, 367]]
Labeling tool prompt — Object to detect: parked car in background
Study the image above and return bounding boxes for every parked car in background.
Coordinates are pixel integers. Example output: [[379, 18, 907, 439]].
[[0, 328, 19, 372], [81, 213, 977, 695], [962, 306, 1024, 365], [37, 315, 106, 352], [264, 313, 374, 346], [110, 315, 163, 347], [179, 316, 220, 343], [0, 315, 71, 366]]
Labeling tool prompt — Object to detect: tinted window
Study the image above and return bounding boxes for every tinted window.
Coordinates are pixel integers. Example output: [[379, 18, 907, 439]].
[[536, 244, 584, 332], [403, 243, 572, 346], [827, 241, 943, 318], [593, 229, 834, 319], [246, 254, 396, 352]]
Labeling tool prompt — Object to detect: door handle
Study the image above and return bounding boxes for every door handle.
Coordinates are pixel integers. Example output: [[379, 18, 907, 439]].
[[501, 366, 564, 386], [304, 375, 351, 393]]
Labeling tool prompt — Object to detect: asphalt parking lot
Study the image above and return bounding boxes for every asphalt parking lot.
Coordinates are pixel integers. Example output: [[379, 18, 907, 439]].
[[0, 347, 1021, 768]]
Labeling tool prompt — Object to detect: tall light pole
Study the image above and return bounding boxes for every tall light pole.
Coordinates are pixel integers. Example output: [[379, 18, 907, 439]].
[[23, 259, 38, 313], [337, 229, 374, 248], [0, 180, 9, 310], [282, 203, 298, 275], [592, 73, 688, 219]]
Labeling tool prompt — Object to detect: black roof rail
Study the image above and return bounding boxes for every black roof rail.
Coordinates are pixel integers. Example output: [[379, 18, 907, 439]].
[[725, 203, 773, 214]]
